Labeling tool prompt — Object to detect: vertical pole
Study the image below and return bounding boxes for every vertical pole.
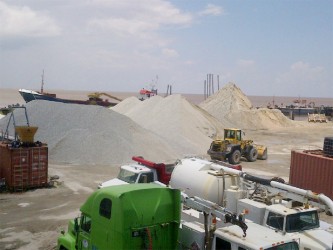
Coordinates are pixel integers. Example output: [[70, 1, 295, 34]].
[[206, 74, 209, 97], [208, 74, 212, 96], [41, 70, 45, 94], [217, 75, 220, 90], [204, 80, 206, 99], [212, 74, 214, 94]]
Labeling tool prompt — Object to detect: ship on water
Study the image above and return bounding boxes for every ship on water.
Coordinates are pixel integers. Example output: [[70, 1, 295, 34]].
[[18, 89, 123, 107], [266, 96, 333, 120], [268, 97, 320, 115], [18, 71, 122, 107]]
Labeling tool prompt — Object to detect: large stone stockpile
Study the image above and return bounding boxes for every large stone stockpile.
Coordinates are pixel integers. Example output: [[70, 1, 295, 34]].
[[0, 100, 180, 165], [0, 84, 297, 165], [112, 94, 225, 156], [199, 82, 295, 130]]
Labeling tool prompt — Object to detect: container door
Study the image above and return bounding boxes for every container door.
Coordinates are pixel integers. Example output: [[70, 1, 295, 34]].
[[29, 147, 48, 188], [11, 148, 30, 191]]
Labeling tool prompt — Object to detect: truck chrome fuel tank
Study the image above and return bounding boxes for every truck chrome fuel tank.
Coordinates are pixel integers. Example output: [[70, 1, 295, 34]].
[[169, 158, 240, 205]]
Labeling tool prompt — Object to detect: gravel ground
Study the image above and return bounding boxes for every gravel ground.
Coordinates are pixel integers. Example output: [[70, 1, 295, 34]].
[[1, 86, 332, 249], [0, 123, 332, 250]]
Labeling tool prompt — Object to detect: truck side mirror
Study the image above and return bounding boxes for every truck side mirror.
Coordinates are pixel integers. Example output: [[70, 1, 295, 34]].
[[74, 217, 79, 233]]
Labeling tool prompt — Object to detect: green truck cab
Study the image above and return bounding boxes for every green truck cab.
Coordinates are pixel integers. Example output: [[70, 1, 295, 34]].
[[57, 184, 180, 250]]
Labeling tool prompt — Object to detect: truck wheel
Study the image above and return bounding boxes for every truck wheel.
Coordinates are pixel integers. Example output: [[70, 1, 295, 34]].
[[246, 147, 258, 162], [229, 150, 241, 164]]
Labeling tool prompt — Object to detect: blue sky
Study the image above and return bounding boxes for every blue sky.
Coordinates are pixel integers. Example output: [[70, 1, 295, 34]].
[[0, 0, 332, 97]]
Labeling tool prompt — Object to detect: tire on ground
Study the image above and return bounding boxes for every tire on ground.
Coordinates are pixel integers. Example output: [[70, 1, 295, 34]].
[[229, 150, 241, 164], [246, 147, 258, 162]]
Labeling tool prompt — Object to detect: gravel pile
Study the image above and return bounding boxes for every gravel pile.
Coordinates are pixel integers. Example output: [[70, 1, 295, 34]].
[[199, 82, 295, 130], [112, 94, 225, 156], [0, 100, 179, 165], [0, 83, 298, 165]]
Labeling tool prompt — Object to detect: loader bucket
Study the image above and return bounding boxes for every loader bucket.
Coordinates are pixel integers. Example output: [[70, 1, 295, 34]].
[[255, 145, 268, 160]]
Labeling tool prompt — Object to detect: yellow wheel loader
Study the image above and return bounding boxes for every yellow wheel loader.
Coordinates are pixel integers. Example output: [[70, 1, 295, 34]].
[[207, 128, 267, 164]]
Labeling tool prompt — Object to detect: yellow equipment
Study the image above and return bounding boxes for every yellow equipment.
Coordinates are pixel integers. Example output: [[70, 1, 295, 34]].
[[207, 128, 267, 164], [87, 92, 123, 102]]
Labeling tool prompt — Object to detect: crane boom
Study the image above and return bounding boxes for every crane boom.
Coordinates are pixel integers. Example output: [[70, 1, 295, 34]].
[[209, 163, 333, 215], [181, 193, 248, 237], [88, 92, 123, 102]]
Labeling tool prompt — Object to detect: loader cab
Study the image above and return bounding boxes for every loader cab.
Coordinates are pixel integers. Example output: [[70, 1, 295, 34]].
[[224, 129, 242, 143]]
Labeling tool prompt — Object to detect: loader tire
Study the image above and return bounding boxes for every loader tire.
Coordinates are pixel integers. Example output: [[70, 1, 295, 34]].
[[246, 147, 258, 162], [260, 148, 268, 160], [210, 156, 218, 161], [229, 150, 241, 164]]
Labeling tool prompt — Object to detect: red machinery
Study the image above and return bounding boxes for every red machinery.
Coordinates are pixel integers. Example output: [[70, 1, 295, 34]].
[[132, 156, 173, 185]]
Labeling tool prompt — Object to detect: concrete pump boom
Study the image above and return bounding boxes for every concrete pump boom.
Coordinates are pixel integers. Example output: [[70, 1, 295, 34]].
[[209, 162, 333, 215]]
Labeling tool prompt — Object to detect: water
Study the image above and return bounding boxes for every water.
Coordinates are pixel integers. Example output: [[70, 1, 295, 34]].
[[1, 88, 332, 108]]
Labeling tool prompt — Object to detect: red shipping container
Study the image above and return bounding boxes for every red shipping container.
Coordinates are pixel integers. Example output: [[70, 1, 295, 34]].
[[0, 143, 48, 191], [289, 150, 333, 199]]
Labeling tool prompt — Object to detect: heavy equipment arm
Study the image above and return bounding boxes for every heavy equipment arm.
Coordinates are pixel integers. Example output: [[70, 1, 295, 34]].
[[209, 164, 333, 215], [181, 194, 248, 237], [88, 92, 123, 102]]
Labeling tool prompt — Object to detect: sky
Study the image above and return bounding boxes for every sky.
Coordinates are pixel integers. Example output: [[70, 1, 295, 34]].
[[0, 0, 332, 98]]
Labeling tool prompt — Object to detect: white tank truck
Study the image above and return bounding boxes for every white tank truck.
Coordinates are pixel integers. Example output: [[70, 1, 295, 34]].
[[169, 157, 333, 250]]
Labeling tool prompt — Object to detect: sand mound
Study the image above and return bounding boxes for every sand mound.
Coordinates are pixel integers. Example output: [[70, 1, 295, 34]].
[[0, 100, 180, 165], [199, 82, 295, 130], [112, 94, 225, 155], [111, 96, 141, 114], [0, 83, 299, 165]]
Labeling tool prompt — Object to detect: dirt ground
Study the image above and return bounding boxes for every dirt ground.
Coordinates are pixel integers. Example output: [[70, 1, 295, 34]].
[[0, 122, 332, 250]]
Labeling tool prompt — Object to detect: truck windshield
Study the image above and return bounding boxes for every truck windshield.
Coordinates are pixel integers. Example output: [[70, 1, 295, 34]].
[[285, 211, 319, 232], [117, 169, 139, 183], [266, 241, 299, 250]]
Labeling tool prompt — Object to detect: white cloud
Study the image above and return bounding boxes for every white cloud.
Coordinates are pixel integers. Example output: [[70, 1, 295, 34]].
[[290, 61, 309, 71], [184, 60, 195, 65], [88, 18, 158, 37], [0, 1, 61, 38], [290, 61, 323, 75], [86, 0, 193, 58], [274, 61, 326, 95], [238, 59, 255, 67], [199, 4, 224, 16], [162, 48, 179, 58], [87, 0, 192, 36]]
